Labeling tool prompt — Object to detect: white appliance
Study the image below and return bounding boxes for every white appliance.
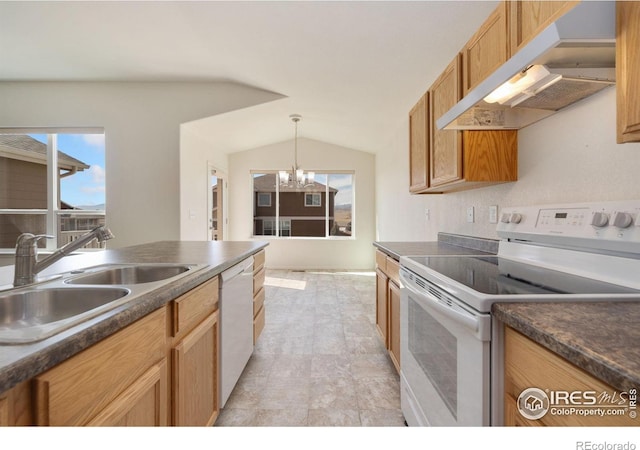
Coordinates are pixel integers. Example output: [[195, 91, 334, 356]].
[[219, 256, 254, 408], [399, 200, 640, 426]]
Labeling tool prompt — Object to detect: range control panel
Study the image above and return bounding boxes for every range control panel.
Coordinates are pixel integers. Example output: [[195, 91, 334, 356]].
[[496, 200, 640, 253]]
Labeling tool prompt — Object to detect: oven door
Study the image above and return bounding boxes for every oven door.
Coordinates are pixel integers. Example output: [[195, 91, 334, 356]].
[[400, 267, 491, 426]]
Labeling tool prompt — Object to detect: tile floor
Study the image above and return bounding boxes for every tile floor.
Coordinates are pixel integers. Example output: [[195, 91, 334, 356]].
[[215, 269, 405, 427]]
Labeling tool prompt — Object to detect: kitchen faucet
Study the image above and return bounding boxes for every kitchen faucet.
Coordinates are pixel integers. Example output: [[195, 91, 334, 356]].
[[13, 226, 115, 287]]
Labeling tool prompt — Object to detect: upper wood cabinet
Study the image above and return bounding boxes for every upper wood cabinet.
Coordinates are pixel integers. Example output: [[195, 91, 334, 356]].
[[424, 55, 518, 193], [616, 0, 640, 144], [509, 1, 579, 55], [430, 54, 464, 187], [409, 92, 430, 193], [462, 2, 510, 94]]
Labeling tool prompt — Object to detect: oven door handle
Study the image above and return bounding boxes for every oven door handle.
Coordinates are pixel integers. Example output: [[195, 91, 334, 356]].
[[400, 272, 481, 334]]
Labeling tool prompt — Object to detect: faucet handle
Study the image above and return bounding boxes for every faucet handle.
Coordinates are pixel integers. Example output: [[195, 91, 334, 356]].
[[15, 234, 54, 255]]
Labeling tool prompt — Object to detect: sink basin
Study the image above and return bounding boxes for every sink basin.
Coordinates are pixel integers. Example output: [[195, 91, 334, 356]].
[[0, 287, 130, 344], [65, 264, 192, 285]]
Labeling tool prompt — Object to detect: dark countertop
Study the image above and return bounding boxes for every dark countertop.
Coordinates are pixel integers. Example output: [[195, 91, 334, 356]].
[[374, 233, 498, 260], [493, 302, 640, 392], [0, 240, 268, 394]]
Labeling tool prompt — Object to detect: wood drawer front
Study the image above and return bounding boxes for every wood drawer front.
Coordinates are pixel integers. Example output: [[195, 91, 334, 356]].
[[375, 250, 387, 272], [172, 276, 219, 337], [505, 327, 636, 426], [253, 249, 265, 273], [385, 256, 400, 285], [253, 267, 265, 294], [34, 307, 166, 426], [253, 305, 265, 345], [253, 286, 265, 317], [87, 359, 168, 426]]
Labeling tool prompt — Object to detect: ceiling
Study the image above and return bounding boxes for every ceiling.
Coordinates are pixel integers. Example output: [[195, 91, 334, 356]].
[[0, 0, 499, 155]]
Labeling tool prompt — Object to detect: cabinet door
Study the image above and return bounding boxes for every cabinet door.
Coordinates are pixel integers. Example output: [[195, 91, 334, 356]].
[[504, 327, 636, 426], [616, 1, 640, 143], [34, 307, 166, 426], [0, 381, 32, 426], [409, 92, 430, 193], [462, 1, 509, 94], [430, 54, 463, 187], [375, 268, 389, 346], [173, 310, 219, 426], [510, 1, 578, 55], [87, 359, 168, 426], [388, 279, 401, 373]]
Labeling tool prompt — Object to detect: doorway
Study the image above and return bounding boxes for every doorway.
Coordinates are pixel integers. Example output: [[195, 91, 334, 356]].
[[208, 165, 225, 241]]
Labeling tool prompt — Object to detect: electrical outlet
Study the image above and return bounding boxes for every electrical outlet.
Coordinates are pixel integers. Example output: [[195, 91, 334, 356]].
[[489, 205, 498, 224], [425, 208, 431, 221], [467, 206, 474, 223]]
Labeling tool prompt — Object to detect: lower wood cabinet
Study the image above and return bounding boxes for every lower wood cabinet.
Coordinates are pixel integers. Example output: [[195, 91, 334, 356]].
[[504, 326, 636, 426], [375, 250, 401, 373], [253, 249, 266, 344], [172, 311, 219, 426], [87, 359, 167, 426], [0, 381, 31, 426], [0, 273, 227, 427], [375, 267, 388, 346], [33, 307, 167, 426], [169, 276, 220, 426], [388, 279, 401, 372]]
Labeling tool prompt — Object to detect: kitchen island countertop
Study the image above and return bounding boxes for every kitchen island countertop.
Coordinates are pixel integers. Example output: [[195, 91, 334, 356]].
[[493, 301, 640, 392], [0, 240, 268, 394]]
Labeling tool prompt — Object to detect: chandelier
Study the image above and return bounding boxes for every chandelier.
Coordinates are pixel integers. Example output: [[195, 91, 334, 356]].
[[279, 114, 314, 188]]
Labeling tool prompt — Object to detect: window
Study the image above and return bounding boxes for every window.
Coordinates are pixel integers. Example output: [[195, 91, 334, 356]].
[[304, 193, 321, 207], [252, 171, 354, 238], [257, 192, 271, 207], [0, 131, 106, 250]]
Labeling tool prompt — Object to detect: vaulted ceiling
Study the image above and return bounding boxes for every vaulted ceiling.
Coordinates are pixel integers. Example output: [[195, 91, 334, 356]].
[[0, 1, 499, 154]]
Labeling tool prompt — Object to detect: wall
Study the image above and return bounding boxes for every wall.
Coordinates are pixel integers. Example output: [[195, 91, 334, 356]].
[[179, 125, 231, 241], [376, 88, 640, 242], [229, 138, 376, 270], [0, 81, 282, 248]]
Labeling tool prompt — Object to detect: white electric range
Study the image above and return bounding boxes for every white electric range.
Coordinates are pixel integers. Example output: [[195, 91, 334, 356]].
[[398, 200, 640, 426]]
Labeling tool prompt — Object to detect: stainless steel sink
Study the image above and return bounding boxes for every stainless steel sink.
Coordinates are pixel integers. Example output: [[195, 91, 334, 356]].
[[0, 287, 130, 344], [0, 262, 206, 344], [65, 264, 192, 285]]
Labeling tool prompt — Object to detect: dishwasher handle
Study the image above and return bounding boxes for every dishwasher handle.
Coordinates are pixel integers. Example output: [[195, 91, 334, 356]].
[[221, 256, 254, 283]]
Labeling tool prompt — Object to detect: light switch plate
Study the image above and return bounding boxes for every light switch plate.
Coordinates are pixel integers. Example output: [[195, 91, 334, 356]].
[[467, 206, 474, 223], [489, 205, 498, 224]]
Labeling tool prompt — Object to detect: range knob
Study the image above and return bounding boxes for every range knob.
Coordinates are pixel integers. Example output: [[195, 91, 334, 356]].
[[613, 212, 634, 229], [510, 213, 523, 224], [500, 213, 511, 223], [590, 211, 609, 228]]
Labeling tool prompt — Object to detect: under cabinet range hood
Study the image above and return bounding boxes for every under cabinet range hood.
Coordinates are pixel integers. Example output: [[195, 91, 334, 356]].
[[436, 1, 616, 131]]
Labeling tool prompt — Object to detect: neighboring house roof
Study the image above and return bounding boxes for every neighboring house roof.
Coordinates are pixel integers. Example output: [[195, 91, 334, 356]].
[[253, 173, 338, 193], [0, 134, 90, 171]]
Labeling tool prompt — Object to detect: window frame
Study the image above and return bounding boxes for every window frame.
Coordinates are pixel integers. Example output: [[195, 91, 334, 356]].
[[251, 170, 354, 240], [0, 128, 106, 251], [304, 193, 322, 207], [257, 192, 271, 207]]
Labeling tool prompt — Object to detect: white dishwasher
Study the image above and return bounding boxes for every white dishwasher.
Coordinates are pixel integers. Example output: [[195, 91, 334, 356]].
[[219, 255, 254, 407]]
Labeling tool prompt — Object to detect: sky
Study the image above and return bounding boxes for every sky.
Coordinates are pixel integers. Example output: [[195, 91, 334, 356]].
[[31, 133, 106, 209]]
